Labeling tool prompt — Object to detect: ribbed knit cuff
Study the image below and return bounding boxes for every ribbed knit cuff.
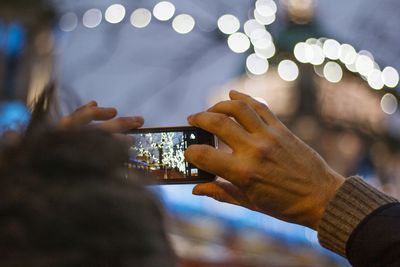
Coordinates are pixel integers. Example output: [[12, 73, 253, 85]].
[[317, 176, 398, 257]]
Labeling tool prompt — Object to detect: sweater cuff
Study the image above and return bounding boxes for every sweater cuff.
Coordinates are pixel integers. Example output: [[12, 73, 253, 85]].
[[317, 176, 398, 257]]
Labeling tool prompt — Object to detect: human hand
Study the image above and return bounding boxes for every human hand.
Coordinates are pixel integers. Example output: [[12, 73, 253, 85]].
[[59, 101, 143, 136], [185, 90, 345, 230]]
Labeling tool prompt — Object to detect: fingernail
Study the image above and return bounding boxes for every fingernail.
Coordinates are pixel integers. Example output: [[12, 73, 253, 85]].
[[187, 115, 193, 122], [87, 101, 97, 107], [132, 116, 144, 124], [107, 108, 117, 116], [192, 187, 203, 196]]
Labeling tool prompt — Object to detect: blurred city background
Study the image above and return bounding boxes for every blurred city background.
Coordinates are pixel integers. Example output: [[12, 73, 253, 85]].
[[1, 0, 400, 266]]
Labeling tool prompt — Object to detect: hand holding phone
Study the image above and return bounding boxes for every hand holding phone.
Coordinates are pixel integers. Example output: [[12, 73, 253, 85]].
[[127, 126, 217, 184]]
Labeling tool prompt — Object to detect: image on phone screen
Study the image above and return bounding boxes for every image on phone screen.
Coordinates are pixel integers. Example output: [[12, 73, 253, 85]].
[[126, 127, 215, 183]]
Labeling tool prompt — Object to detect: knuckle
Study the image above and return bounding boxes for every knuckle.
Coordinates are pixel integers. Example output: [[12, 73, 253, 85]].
[[84, 107, 98, 118], [235, 100, 249, 109], [252, 143, 276, 159], [188, 146, 209, 164], [211, 114, 231, 128]]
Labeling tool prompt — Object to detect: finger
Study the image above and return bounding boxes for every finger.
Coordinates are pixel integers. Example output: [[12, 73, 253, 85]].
[[193, 181, 244, 206], [185, 144, 244, 187], [207, 100, 265, 133], [74, 101, 97, 112], [113, 133, 135, 147], [95, 116, 144, 133], [229, 90, 280, 126], [61, 107, 117, 127], [187, 112, 250, 149]]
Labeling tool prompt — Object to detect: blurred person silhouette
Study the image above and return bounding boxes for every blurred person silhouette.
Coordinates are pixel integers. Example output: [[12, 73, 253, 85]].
[[0, 87, 176, 267], [185, 90, 400, 267]]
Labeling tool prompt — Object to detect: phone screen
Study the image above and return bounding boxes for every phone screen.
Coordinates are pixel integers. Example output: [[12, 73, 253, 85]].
[[127, 127, 216, 184]]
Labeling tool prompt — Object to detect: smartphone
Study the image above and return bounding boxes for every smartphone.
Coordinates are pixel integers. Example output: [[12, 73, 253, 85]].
[[126, 126, 217, 184]]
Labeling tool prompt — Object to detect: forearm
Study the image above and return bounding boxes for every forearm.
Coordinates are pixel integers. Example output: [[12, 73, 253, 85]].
[[317, 176, 399, 265]]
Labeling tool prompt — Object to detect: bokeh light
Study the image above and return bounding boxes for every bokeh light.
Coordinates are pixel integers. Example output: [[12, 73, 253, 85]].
[[254, 43, 275, 59], [382, 66, 399, 88], [105, 4, 126, 24], [255, 0, 277, 17], [153, 1, 175, 21], [246, 53, 269, 75], [309, 44, 325, 65], [322, 39, 340, 60], [294, 42, 310, 63], [254, 9, 276, 25], [244, 19, 265, 39], [367, 69, 384, 90], [130, 8, 152, 28], [339, 44, 357, 65], [217, 14, 240, 35], [323, 62, 343, 83], [381, 93, 398, 115], [59, 12, 78, 32], [83, 9, 102, 28], [227, 32, 250, 53], [355, 54, 374, 76], [172, 14, 195, 34], [278, 60, 299, 82]]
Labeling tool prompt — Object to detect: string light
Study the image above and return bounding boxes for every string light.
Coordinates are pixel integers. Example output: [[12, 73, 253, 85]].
[[255, 0, 277, 17], [246, 53, 269, 75], [153, 1, 175, 21], [172, 14, 195, 34], [323, 62, 343, 83], [83, 8, 102, 28], [59, 12, 78, 32], [278, 60, 299, 82], [339, 44, 357, 65], [130, 8, 152, 28], [105, 4, 126, 24], [367, 69, 384, 90], [382, 66, 399, 88], [58, 1, 400, 97], [227, 32, 250, 54], [217, 14, 240, 35], [322, 39, 340, 60], [244, 19, 265, 39], [381, 93, 398, 115], [355, 54, 374, 76]]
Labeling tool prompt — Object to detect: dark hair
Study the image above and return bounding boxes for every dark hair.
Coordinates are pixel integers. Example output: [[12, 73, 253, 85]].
[[0, 86, 177, 267]]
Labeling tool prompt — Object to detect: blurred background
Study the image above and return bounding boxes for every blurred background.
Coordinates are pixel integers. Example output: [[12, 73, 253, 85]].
[[1, 0, 400, 266]]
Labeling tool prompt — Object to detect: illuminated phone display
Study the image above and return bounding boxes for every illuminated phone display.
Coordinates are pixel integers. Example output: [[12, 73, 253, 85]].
[[127, 127, 216, 184]]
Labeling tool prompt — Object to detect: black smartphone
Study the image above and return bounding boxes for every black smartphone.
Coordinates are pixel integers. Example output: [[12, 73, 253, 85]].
[[126, 126, 217, 184]]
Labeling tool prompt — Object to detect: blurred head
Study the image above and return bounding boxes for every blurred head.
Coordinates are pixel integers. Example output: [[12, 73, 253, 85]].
[[0, 126, 177, 267]]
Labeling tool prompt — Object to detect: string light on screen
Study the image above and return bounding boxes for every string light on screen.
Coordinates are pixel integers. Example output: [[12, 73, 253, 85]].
[[105, 4, 126, 24]]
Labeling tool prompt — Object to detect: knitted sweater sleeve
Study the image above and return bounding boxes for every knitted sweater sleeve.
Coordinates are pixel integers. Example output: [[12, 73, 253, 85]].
[[317, 176, 398, 257]]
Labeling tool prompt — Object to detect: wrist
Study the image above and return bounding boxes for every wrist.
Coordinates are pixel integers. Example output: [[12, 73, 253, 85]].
[[312, 169, 345, 230]]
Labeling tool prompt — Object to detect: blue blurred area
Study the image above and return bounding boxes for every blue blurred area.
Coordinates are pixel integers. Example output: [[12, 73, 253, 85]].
[[0, 22, 25, 57], [152, 184, 347, 263], [0, 101, 30, 133]]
